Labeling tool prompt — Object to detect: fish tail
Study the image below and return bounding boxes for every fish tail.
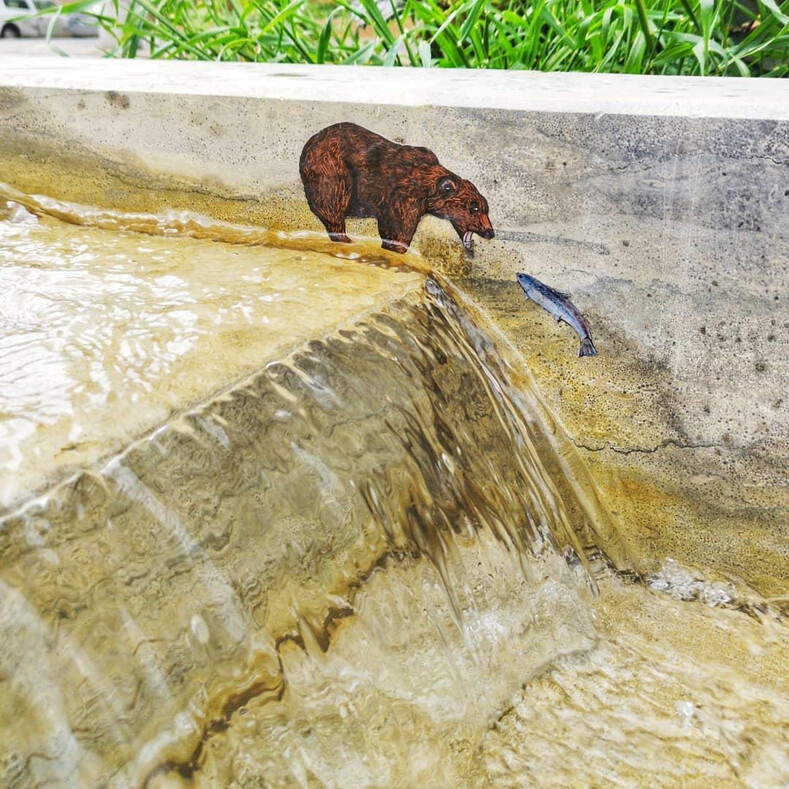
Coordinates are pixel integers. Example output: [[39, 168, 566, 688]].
[[578, 337, 598, 357]]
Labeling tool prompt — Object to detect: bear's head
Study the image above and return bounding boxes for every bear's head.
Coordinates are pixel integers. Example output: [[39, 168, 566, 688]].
[[427, 174, 494, 250]]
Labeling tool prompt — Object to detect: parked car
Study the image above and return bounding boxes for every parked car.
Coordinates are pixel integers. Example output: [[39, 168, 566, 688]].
[[0, 0, 98, 38], [0, 0, 38, 37]]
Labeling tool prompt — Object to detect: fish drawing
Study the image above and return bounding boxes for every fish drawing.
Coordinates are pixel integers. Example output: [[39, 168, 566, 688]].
[[516, 272, 598, 357]]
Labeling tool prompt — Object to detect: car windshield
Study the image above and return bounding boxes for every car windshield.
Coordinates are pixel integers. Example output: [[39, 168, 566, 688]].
[[33, 0, 55, 9]]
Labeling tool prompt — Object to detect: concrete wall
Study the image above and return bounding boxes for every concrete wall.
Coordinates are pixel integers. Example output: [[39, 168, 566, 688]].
[[0, 58, 786, 595]]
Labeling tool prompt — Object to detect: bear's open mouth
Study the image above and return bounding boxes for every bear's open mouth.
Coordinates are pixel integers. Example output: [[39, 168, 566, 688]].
[[462, 230, 474, 250]]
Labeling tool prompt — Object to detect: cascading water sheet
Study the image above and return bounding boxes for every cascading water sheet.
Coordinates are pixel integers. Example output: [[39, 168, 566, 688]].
[[0, 201, 599, 787]]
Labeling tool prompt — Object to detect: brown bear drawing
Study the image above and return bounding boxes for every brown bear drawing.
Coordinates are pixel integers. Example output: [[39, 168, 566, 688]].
[[299, 122, 494, 254]]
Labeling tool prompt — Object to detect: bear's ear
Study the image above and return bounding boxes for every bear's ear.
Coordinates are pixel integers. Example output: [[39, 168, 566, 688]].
[[437, 176, 457, 196]]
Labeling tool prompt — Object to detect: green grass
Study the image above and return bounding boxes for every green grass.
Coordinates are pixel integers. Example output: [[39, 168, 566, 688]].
[[45, 0, 789, 75]]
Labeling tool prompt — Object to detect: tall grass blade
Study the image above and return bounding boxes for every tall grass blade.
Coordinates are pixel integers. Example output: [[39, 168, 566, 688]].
[[459, 0, 486, 43]]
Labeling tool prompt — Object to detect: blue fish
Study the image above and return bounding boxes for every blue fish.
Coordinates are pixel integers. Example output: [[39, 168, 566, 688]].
[[517, 273, 598, 358]]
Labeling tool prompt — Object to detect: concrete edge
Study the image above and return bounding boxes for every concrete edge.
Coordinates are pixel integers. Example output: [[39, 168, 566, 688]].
[[1, 57, 789, 120]]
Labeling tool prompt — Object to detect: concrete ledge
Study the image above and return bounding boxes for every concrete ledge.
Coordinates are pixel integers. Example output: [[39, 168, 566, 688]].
[[2, 58, 789, 119]]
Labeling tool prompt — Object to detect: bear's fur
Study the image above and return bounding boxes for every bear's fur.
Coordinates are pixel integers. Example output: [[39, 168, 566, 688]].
[[299, 122, 494, 253]]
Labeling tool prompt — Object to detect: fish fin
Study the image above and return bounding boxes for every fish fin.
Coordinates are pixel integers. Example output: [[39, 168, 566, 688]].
[[578, 338, 598, 357]]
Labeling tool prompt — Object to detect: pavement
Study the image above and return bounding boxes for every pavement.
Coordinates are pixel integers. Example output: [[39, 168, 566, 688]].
[[0, 35, 101, 57]]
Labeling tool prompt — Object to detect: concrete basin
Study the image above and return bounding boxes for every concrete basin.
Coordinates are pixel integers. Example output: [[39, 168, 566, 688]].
[[0, 59, 787, 787]]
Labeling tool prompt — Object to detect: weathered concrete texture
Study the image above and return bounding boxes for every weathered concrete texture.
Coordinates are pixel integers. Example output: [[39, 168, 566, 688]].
[[462, 278, 788, 598], [0, 58, 786, 594], [445, 109, 788, 596]]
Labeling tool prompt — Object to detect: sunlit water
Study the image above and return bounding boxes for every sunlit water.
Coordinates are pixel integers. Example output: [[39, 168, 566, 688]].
[[1, 195, 787, 788], [0, 200, 421, 509]]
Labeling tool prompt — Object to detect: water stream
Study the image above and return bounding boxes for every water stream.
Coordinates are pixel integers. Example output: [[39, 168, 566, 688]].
[[1, 192, 787, 788]]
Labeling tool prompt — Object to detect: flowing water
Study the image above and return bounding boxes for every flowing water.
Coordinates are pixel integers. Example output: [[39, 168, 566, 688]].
[[1, 192, 787, 788]]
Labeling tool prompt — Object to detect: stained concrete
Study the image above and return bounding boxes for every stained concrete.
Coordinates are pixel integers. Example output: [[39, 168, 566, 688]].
[[0, 58, 786, 595]]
